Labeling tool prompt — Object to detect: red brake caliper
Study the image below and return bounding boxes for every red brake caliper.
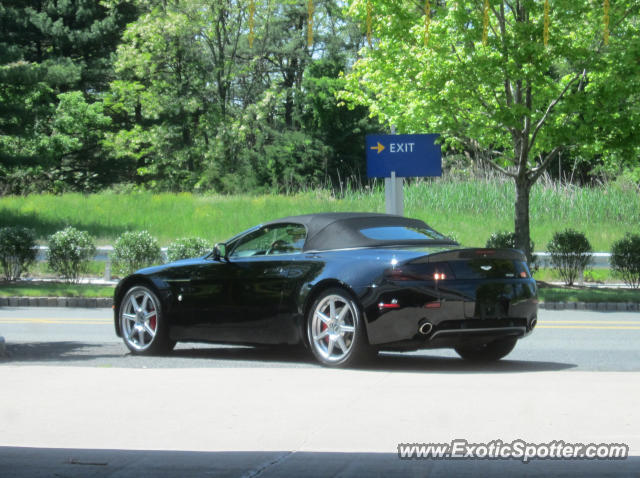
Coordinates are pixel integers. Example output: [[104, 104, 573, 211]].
[[321, 314, 329, 344], [149, 307, 157, 331]]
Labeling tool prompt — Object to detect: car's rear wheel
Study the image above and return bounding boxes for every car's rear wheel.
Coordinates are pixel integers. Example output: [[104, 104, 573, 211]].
[[307, 288, 373, 367], [120, 285, 175, 355], [454, 336, 517, 361]]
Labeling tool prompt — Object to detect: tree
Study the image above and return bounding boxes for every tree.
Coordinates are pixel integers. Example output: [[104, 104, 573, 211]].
[[104, 1, 212, 190], [0, 0, 138, 193], [341, 0, 640, 258], [106, 0, 375, 193]]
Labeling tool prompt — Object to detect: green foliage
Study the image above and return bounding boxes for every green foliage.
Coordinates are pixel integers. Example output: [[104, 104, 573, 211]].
[[547, 230, 593, 286], [112, 230, 162, 276], [104, 0, 372, 194], [104, 4, 209, 191], [0, 226, 37, 281], [342, 0, 640, 258], [1, 180, 639, 251], [47, 227, 97, 283], [167, 237, 212, 262], [538, 287, 640, 304], [0, 0, 139, 193], [485, 231, 537, 267], [610, 234, 640, 288], [47, 92, 114, 191], [1, 0, 639, 197], [486, 230, 538, 272], [0, 282, 114, 298]]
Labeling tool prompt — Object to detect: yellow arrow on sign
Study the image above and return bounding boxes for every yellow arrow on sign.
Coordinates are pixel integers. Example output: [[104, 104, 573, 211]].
[[370, 142, 385, 154]]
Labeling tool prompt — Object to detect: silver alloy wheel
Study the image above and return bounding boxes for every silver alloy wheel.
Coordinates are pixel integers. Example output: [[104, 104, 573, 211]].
[[310, 294, 357, 363], [121, 287, 159, 352]]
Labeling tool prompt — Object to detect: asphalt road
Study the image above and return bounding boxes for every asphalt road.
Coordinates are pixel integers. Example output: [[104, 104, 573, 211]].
[[1, 307, 639, 371], [1, 307, 639, 477]]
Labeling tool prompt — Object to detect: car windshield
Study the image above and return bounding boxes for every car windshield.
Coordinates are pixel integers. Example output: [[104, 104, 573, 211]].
[[359, 226, 448, 241]]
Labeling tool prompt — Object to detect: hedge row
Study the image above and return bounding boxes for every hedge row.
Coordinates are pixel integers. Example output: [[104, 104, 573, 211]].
[[0, 227, 211, 283], [486, 229, 640, 288], [1, 226, 639, 288]]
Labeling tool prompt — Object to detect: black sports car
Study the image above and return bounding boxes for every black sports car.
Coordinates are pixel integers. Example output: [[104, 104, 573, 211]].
[[114, 212, 538, 367]]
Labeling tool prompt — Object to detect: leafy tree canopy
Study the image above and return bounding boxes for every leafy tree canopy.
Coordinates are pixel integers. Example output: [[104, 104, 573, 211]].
[[341, 0, 640, 256]]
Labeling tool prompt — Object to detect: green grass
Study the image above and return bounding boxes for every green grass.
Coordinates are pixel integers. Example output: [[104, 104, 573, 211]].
[[0, 282, 114, 298], [3, 280, 637, 302], [534, 268, 614, 283], [538, 285, 640, 303], [1, 179, 638, 250]]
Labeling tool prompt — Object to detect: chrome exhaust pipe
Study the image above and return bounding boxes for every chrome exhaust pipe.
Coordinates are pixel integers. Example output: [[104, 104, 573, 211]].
[[530, 318, 537, 330], [418, 322, 433, 336]]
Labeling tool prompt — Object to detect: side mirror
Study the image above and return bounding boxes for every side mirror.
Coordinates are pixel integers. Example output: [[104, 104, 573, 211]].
[[213, 243, 227, 261]]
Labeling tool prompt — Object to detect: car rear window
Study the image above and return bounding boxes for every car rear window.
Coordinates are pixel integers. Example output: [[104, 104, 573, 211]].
[[359, 226, 448, 241]]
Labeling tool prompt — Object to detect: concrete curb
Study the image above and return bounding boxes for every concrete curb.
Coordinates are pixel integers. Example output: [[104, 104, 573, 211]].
[[0, 297, 113, 308], [539, 302, 640, 311], [1, 296, 638, 311]]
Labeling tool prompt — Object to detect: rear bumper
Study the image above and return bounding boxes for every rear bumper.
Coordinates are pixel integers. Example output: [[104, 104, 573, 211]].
[[361, 279, 538, 348]]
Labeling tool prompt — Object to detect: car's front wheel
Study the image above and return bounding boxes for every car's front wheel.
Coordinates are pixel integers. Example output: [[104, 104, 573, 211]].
[[307, 288, 373, 367], [119, 285, 175, 355], [454, 336, 517, 361]]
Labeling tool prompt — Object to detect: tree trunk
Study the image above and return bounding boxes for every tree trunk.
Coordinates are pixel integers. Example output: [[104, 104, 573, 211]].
[[514, 175, 532, 261]]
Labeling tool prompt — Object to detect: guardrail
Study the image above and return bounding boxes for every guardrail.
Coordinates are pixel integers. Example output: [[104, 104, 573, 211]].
[[32, 247, 612, 281], [35, 246, 170, 281], [534, 252, 611, 269]]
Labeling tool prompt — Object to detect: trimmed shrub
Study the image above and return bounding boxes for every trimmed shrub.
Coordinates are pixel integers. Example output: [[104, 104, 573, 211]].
[[0, 227, 37, 281], [112, 231, 162, 276], [167, 237, 212, 262], [611, 233, 640, 288], [547, 229, 592, 286], [485, 231, 537, 270], [47, 227, 96, 283]]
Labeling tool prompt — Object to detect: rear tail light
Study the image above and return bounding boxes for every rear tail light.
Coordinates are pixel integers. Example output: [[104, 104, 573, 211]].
[[475, 249, 495, 255], [378, 300, 401, 311], [424, 301, 441, 309]]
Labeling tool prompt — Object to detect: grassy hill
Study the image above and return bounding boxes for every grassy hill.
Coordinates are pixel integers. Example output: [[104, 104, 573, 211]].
[[1, 179, 638, 251]]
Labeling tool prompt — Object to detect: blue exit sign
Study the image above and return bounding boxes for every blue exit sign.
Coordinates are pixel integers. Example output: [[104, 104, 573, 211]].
[[366, 134, 442, 178]]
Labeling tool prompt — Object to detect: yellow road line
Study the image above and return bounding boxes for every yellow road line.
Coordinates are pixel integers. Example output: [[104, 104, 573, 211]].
[[0, 319, 111, 324], [0, 318, 110, 321], [538, 325, 640, 330], [548, 322, 640, 324]]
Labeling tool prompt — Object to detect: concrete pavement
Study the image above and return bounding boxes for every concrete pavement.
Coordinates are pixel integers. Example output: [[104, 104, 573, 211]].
[[1, 308, 639, 476], [1, 367, 639, 450], [0, 366, 638, 476], [1, 446, 638, 477]]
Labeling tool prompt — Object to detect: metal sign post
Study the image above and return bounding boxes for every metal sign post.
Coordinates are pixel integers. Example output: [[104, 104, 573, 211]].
[[384, 126, 403, 215], [385, 171, 403, 216]]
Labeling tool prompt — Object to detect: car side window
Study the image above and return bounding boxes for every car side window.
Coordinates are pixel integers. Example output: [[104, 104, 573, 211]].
[[229, 224, 306, 257]]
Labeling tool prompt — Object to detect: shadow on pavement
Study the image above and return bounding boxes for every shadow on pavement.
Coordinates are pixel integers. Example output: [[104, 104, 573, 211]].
[[1, 341, 123, 363], [0, 341, 576, 373], [369, 352, 577, 373], [0, 447, 636, 477], [171, 344, 577, 373]]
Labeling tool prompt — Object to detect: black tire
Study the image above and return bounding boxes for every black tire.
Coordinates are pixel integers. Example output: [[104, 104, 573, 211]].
[[119, 285, 175, 355], [306, 288, 374, 367], [454, 336, 518, 361]]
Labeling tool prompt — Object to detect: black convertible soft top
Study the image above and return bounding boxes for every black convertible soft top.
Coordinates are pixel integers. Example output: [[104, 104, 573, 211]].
[[263, 212, 457, 252]]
